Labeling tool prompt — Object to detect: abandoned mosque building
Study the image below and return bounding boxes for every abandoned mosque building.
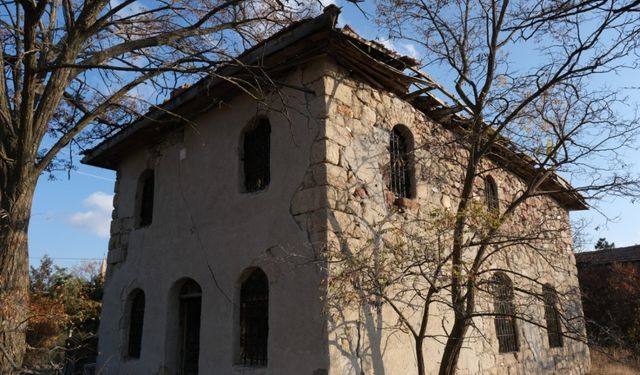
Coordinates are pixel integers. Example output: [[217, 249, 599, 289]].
[[82, 6, 591, 375]]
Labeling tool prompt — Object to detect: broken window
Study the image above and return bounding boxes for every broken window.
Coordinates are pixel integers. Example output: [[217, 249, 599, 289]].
[[243, 118, 271, 192], [543, 284, 564, 348], [179, 280, 201, 375], [484, 175, 499, 212], [389, 125, 415, 199], [492, 273, 519, 353], [239, 268, 269, 366], [136, 170, 154, 227], [127, 289, 145, 359]]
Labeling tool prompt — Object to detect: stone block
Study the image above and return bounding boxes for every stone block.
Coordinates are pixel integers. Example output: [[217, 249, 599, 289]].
[[323, 123, 352, 146], [326, 185, 350, 211], [301, 169, 316, 189], [336, 104, 353, 117], [110, 219, 121, 235], [107, 246, 126, 264], [108, 235, 119, 251], [310, 141, 341, 165], [441, 194, 452, 209], [310, 142, 325, 164], [309, 217, 330, 235], [327, 80, 353, 106], [352, 186, 369, 199], [354, 89, 370, 104], [326, 141, 341, 165], [121, 217, 135, 230], [312, 163, 348, 186], [291, 186, 328, 215], [416, 184, 429, 200], [361, 105, 376, 125], [395, 197, 420, 213]]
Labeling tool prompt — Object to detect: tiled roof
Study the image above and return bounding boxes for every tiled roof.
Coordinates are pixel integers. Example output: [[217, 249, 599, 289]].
[[575, 245, 640, 265]]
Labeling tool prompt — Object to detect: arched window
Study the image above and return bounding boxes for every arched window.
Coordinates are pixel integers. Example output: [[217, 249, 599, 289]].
[[127, 289, 145, 358], [492, 273, 519, 353], [239, 268, 269, 366], [136, 169, 154, 227], [179, 280, 201, 375], [543, 284, 564, 348], [243, 118, 271, 192], [484, 175, 499, 212], [389, 125, 415, 199]]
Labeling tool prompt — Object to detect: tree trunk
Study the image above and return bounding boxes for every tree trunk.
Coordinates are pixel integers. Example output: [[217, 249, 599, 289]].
[[415, 336, 425, 375], [0, 183, 35, 373], [438, 318, 469, 375]]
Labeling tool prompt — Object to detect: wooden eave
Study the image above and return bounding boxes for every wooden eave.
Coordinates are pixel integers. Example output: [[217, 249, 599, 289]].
[[81, 5, 418, 169]]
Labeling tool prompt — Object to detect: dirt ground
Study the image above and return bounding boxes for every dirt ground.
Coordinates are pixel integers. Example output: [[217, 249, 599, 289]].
[[589, 347, 640, 375]]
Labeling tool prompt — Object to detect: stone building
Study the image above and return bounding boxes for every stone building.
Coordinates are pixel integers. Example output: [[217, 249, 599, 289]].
[[83, 6, 590, 374], [576, 246, 640, 348]]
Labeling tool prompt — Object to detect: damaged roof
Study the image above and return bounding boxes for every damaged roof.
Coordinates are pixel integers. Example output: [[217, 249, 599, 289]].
[[81, 5, 587, 211]]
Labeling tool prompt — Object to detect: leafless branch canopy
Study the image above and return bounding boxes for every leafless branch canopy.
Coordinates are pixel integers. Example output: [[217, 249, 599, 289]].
[[0, 0, 318, 180]]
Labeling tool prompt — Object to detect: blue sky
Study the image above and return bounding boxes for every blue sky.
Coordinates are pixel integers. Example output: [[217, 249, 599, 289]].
[[30, 166, 115, 268], [28, 0, 640, 269]]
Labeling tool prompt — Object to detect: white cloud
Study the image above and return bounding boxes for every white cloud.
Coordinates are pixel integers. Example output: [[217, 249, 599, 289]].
[[375, 38, 395, 51], [374, 39, 422, 61], [68, 192, 114, 238], [401, 42, 419, 59]]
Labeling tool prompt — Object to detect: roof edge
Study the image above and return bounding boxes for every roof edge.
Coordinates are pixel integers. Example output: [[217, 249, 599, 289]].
[[81, 5, 342, 168]]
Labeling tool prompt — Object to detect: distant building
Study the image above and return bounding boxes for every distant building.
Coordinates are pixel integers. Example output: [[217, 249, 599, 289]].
[[82, 6, 590, 375], [575, 245, 640, 267], [575, 245, 640, 346]]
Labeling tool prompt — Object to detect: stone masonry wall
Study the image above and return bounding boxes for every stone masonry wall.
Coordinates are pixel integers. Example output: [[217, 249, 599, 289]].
[[319, 59, 590, 375]]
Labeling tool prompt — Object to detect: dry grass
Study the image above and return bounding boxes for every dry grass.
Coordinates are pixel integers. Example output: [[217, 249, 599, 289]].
[[589, 346, 640, 375]]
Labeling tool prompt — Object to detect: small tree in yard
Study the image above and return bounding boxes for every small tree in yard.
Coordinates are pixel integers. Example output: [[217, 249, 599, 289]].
[[26, 256, 103, 369], [0, 1, 318, 371], [324, 1, 640, 375]]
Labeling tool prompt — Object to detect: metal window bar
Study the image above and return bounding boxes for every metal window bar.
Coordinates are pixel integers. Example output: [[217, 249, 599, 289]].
[[493, 275, 519, 353], [543, 286, 564, 348], [485, 177, 499, 212], [389, 128, 411, 198], [240, 270, 269, 366], [128, 290, 145, 358], [244, 120, 271, 192]]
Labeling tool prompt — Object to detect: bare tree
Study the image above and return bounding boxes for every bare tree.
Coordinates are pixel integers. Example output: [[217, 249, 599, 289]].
[[327, 200, 589, 375], [322, 1, 640, 375], [0, 0, 318, 371]]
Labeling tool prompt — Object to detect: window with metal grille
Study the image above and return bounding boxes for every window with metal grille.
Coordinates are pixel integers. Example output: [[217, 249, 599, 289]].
[[543, 285, 564, 348], [243, 118, 271, 192], [492, 273, 519, 353], [127, 289, 145, 358], [179, 280, 201, 375], [136, 170, 154, 227], [389, 125, 415, 199], [239, 268, 269, 366], [484, 175, 499, 212]]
